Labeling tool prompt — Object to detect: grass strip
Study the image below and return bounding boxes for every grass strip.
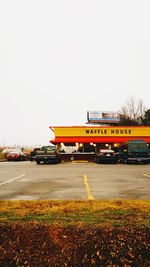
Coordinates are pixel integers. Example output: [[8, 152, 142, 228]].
[[0, 200, 150, 226]]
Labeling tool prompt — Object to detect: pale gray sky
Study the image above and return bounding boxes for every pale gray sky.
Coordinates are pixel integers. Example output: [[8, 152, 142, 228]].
[[0, 0, 150, 147]]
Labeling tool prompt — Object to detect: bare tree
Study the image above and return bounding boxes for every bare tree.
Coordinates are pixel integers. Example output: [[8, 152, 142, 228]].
[[127, 97, 137, 120], [119, 97, 146, 125], [138, 99, 146, 119]]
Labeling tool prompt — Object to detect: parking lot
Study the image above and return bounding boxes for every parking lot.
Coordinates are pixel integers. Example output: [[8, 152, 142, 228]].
[[0, 161, 150, 200]]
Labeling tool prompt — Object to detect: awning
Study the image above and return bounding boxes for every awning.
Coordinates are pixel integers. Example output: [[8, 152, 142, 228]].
[[50, 136, 150, 144]]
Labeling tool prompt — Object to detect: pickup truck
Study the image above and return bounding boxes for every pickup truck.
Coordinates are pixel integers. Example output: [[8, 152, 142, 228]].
[[118, 140, 150, 164], [35, 146, 61, 164]]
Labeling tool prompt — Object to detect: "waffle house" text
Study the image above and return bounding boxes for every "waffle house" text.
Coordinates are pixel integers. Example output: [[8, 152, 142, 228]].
[[85, 129, 132, 135]]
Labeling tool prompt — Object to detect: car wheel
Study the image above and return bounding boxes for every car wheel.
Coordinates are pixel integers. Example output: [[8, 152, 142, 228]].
[[124, 158, 128, 164], [55, 158, 59, 164], [96, 158, 100, 164], [36, 160, 40, 164]]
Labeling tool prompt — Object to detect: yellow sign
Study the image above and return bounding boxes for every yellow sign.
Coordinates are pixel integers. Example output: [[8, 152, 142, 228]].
[[52, 127, 150, 137]]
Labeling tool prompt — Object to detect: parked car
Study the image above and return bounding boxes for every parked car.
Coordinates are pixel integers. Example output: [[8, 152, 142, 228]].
[[35, 145, 61, 164], [95, 149, 118, 164], [6, 150, 26, 161], [118, 140, 150, 164]]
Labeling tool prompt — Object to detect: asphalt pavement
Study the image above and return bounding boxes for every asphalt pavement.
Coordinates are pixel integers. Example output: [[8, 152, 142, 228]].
[[0, 161, 150, 200]]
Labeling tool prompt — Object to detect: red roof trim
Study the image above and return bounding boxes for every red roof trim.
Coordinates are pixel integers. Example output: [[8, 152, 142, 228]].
[[50, 136, 150, 144]]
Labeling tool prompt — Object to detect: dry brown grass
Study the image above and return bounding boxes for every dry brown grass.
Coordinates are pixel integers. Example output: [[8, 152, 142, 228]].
[[0, 199, 150, 226], [0, 199, 149, 213], [0, 200, 150, 266]]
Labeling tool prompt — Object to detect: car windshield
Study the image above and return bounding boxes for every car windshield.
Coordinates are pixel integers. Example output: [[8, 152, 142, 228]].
[[128, 143, 149, 152], [9, 150, 21, 154], [44, 146, 56, 151], [99, 149, 114, 153]]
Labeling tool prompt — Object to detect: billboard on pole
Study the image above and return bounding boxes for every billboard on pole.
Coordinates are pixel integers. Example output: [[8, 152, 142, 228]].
[[87, 111, 120, 124]]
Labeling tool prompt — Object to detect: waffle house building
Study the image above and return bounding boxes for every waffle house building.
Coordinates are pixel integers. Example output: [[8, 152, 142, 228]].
[[49, 111, 150, 160], [49, 126, 150, 161]]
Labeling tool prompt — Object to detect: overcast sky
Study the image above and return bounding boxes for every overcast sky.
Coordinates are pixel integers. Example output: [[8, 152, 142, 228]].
[[0, 0, 150, 147]]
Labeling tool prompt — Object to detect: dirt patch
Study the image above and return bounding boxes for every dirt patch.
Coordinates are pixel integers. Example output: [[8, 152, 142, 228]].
[[0, 223, 150, 266]]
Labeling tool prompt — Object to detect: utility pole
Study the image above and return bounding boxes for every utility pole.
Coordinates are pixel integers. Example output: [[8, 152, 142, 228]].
[[3, 137, 6, 147]]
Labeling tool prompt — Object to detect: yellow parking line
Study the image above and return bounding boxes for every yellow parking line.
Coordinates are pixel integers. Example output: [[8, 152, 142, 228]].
[[83, 174, 94, 200], [143, 173, 150, 178]]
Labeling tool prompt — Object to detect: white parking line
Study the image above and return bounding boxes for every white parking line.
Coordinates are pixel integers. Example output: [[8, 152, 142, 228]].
[[0, 174, 26, 186]]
